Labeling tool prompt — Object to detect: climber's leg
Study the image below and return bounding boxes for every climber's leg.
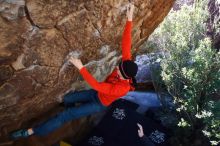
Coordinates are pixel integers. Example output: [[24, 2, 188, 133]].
[[33, 93, 106, 136], [63, 89, 97, 106], [10, 90, 105, 139]]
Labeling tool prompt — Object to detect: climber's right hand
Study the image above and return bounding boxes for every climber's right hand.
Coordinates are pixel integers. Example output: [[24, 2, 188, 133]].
[[69, 57, 84, 70]]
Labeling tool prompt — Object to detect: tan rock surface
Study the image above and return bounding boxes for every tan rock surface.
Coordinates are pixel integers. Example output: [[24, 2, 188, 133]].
[[0, 0, 175, 145]]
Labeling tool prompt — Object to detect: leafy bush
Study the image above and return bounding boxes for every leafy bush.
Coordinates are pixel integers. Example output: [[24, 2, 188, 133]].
[[147, 0, 220, 145]]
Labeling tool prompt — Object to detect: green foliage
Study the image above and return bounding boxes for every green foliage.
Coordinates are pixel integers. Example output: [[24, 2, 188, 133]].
[[147, 0, 220, 145], [202, 100, 220, 145]]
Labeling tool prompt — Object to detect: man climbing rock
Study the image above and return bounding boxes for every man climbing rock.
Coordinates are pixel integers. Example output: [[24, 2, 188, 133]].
[[10, 3, 138, 139]]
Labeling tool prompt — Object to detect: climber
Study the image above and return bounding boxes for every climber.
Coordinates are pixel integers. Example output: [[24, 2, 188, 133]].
[[10, 3, 138, 139]]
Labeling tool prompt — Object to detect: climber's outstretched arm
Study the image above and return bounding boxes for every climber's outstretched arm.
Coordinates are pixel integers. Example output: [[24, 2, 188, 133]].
[[122, 3, 134, 61]]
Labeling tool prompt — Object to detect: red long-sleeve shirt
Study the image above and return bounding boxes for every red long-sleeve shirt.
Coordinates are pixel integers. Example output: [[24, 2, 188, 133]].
[[79, 21, 133, 106]]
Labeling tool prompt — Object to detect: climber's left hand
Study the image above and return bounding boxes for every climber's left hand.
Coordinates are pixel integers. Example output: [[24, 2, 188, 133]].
[[127, 3, 134, 21]]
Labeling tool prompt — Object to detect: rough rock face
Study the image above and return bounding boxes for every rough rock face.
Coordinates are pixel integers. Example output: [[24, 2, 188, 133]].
[[0, 0, 175, 145]]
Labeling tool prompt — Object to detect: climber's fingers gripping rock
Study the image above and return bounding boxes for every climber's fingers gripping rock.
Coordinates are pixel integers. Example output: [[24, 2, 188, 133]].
[[69, 57, 84, 70], [127, 3, 134, 21]]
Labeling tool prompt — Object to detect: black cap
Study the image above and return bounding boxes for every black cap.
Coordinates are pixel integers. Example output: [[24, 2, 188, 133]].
[[119, 60, 138, 79]]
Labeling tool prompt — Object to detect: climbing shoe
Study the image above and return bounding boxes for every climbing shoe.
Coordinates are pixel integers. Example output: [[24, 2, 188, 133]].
[[10, 129, 29, 140]]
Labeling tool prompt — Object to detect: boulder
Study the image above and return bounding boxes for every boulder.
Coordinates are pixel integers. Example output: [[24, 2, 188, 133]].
[[0, 0, 175, 145]]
